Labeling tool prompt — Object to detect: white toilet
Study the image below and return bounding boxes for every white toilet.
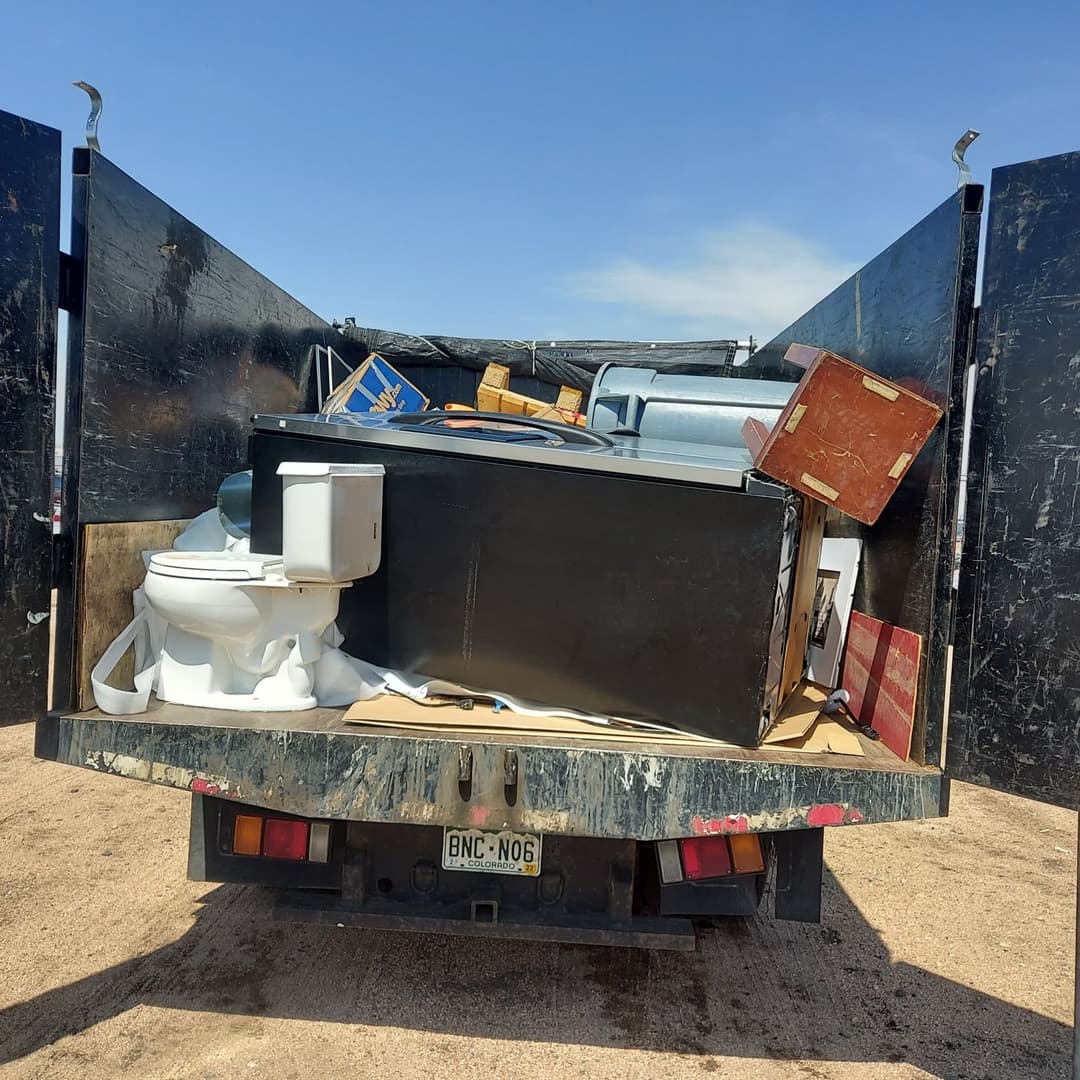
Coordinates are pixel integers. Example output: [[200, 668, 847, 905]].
[[142, 462, 384, 711]]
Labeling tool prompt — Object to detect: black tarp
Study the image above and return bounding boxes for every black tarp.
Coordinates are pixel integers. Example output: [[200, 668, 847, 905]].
[[338, 324, 741, 406]]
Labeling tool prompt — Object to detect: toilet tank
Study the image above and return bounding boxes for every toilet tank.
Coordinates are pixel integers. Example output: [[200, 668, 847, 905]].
[[276, 462, 385, 582]]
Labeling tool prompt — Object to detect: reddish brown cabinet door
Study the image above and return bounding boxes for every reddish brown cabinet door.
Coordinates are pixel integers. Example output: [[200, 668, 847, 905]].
[[744, 344, 943, 526]]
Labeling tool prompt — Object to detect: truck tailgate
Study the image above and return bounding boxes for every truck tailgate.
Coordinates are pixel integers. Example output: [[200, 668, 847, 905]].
[[40, 703, 944, 840]]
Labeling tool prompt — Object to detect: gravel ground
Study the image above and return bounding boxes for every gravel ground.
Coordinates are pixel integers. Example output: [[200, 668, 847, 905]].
[[0, 722, 1074, 1079]]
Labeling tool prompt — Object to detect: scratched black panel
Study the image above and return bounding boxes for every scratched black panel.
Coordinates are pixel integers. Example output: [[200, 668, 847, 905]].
[[54, 709, 945, 838], [70, 152, 365, 524], [43, 151, 369, 722], [949, 153, 1080, 808], [0, 111, 59, 726], [744, 188, 982, 766]]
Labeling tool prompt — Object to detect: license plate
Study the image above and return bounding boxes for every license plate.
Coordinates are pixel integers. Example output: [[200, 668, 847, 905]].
[[442, 826, 542, 877]]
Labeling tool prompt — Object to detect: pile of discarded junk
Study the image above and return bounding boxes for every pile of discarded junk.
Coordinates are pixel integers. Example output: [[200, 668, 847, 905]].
[[91, 334, 938, 764]]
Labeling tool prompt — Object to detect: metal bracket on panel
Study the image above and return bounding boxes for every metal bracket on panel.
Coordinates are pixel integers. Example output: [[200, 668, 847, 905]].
[[58, 252, 82, 314], [458, 745, 473, 782], [471, 899, 499, 924], [745, 474, 789, 499], [458, 744, 474, 801], [72, 82, 103, 152], [952, 129, 980, 189], [608, 861, 635, 922], [503, 749, 519, 806]]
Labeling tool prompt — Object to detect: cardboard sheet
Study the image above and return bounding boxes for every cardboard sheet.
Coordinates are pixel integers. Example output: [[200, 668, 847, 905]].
[[343, 691, 866, 756], [761, 682, 829, 744], [760, 681, 866, 757], [343, 693, 720, 745], [782, 715, 865, 755]]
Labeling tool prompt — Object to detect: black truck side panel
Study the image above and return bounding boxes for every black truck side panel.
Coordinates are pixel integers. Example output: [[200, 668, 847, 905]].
[[0, 110, 59, 726], [743, 187, 983, 767], [64, 151, 365, 526], [46, 149, 366, 720], [949, 152, 1080, 809]]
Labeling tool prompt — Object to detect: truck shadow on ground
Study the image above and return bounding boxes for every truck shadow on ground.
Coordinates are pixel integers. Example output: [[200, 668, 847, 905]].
[[0, 867, 1067, 1078]]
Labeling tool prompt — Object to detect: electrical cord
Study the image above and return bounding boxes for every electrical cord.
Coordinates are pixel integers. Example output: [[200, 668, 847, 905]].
[[384, 687, 485, 711]]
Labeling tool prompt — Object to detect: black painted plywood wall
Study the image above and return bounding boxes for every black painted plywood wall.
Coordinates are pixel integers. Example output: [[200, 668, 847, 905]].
[[950, 152, 1080, 808], [0, 110, 59, 725]]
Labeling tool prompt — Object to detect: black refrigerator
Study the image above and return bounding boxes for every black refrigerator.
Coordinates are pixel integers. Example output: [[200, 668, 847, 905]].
[[249, 412, 802, 745]]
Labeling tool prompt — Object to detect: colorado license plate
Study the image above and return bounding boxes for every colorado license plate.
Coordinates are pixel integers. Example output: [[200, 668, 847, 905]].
[[442, 827, 542, 877]]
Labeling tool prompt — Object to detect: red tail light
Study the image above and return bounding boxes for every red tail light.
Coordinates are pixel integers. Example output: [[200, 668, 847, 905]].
[[231, 813, 331, 862], [678, 836, 732, 880], [262, 818, 310, 861], [660, 834, 767, 882]]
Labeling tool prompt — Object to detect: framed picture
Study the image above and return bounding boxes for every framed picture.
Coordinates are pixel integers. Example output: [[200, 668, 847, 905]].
[[810, 570, 840, 650], [807, 538, 862, 687]]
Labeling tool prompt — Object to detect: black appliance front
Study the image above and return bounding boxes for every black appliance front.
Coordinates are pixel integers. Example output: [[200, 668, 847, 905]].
[[250, 432, 795, 744]]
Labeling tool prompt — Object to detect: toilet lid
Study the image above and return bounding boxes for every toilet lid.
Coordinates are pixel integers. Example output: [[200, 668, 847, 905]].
[[148, 550, 285, 581]]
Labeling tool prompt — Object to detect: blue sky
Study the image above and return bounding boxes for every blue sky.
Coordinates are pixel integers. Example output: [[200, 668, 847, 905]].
[[4, 1, 1080, 344]]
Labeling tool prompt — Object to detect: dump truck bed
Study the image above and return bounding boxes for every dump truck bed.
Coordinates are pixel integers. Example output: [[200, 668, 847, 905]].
[[41, 704, 943, 841]]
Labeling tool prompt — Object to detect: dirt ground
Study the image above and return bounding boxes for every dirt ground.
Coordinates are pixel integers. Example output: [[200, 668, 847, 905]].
[[0, 722, 1074, 1080]]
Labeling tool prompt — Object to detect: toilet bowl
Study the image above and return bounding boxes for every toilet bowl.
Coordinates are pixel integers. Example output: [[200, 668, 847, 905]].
[[142, 552, 347, 710], [141, 462, 385, 712]]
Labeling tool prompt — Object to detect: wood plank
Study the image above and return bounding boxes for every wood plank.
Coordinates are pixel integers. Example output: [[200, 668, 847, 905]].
[[475, 383, 587, 426], [76, 520, 190, 710], [779, 498, 827, 703], [842, 610, 921, 761]]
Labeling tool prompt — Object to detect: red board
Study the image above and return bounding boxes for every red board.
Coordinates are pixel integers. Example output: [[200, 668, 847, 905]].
[[841, 611, 921, 761]]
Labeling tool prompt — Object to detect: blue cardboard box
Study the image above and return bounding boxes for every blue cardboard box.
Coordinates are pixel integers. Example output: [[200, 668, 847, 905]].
[[322, 352, 430, 415]]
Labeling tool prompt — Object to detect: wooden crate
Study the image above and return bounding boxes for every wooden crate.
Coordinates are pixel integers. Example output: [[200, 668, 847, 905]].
[[476, 374, 587, 427]]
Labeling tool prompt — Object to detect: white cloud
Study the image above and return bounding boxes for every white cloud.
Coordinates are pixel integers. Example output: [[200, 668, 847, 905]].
[[567, 223, 859, 342]]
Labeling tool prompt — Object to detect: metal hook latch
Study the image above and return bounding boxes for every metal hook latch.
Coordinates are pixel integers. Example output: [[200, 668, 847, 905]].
[[73, 82, 103, 152], [952, 129, 980, 189]]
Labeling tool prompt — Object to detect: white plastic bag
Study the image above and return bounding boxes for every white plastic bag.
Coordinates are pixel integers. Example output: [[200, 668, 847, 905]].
[[90, 588, 161, 715]]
